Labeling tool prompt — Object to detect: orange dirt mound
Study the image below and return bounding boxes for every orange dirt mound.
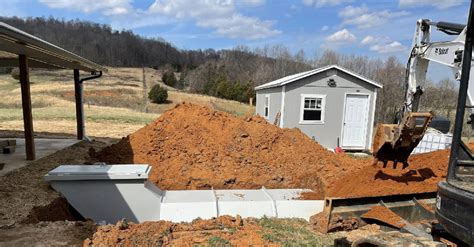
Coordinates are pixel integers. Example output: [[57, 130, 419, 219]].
[[95, 103, 367, 199], [85, 216, 268, 246], [95, 103, 450, 199], [327, 149, 449, 198]]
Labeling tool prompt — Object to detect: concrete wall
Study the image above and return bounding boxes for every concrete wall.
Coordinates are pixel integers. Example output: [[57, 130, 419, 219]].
[[283, 68, 377, 150], [255, 87, 282, 123]]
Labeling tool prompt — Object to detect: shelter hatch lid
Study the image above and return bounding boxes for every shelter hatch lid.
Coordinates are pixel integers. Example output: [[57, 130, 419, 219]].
[[44, 164, 150, 181]]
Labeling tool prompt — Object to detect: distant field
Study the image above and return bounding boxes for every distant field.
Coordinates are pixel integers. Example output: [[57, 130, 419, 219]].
[[0, 67, 254, 138]]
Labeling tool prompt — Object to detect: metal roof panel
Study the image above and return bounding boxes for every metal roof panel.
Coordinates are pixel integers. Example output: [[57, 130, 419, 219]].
[[0, 22, 107, 72]]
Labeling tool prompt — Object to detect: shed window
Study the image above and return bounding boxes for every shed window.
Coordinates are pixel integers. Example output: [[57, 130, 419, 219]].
[[300, 94, 326, 124], [264, 95, 270, 118]]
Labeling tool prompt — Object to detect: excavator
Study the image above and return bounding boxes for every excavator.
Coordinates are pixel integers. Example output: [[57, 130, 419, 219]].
[[360, 3, 474, 245], [372, 15, 471, 169]]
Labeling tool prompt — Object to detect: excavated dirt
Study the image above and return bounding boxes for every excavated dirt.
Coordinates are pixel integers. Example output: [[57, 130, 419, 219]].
[[361, 206, 406, 229], [0, 221, 97, 246], [95, 103, 451, 199], [22, 197, 84, 224], [309, 211, 360, 233], [94, 103, 368, 199], [327, 149, 449, 198], [85, 216, 269, 246], [0, 135, 114, 246]]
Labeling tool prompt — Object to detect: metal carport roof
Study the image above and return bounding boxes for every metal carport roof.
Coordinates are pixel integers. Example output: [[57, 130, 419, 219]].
[[0, 21, 107, 72], [0, 21, 107, 160]]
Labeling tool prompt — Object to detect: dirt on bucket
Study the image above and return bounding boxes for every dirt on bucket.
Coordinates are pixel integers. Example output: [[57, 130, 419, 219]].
[[361, 206, 406, 229], [94, 103, 451, 199]]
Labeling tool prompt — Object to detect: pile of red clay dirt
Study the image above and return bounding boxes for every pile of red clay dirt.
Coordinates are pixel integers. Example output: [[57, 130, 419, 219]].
[[325, 148, 449, 198], [94, 103, 449, 199], [85, 216, 268, 246], [94, 103, 368, 198]]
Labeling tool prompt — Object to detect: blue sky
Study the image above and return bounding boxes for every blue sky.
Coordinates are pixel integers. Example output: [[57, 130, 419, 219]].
[[1, 0, 470, 81]]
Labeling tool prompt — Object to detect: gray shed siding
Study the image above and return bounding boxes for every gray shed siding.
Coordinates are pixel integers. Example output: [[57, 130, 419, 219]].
[[282, 69, 376, 150], [255, 87, 282, 123], [256, 68, 378, 150]]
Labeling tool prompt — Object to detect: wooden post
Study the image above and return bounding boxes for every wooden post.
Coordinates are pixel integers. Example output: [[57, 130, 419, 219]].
[[142, 67, 148, 113], [74, 69, 84, 140], [19, 54, 35, 160]]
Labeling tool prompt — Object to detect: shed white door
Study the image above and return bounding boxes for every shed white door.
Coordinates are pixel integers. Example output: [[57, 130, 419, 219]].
[[342, 94, 370, 148]]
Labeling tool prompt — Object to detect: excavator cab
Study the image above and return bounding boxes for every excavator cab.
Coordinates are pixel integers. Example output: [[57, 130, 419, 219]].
[[372, 111, 434, 169]]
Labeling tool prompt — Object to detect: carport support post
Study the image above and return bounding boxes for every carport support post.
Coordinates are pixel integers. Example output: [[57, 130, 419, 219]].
[[73, 69, 85, 140], [19, 54, 35, 160]]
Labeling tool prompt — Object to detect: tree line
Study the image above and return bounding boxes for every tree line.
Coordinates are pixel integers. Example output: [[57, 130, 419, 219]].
[[183, 47, 458, 126], [1, 16, 459, 125], [0, 16, 217, 69]]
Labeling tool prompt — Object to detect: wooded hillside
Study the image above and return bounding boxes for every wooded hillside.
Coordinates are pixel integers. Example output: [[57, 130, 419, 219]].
[[0, 16, 459, 126], [0, 16, 215, 69]]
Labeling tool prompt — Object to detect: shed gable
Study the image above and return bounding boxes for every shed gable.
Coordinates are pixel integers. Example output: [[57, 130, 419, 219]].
[[254, 65, 382, 91], [285, 68, 378, 92]]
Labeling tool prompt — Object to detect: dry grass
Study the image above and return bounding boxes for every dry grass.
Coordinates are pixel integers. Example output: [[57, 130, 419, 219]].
[[0, 67, 254, 138], [0, 120, 146, 138]]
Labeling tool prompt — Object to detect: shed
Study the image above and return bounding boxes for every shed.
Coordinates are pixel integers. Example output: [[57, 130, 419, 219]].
[[255, 65, 382, 151], [0, 22, 107, 160]]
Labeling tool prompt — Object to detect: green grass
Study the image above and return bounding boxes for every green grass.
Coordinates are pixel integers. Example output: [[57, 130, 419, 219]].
[[257, 217, 337, 246], [207, 236, 233, 247]]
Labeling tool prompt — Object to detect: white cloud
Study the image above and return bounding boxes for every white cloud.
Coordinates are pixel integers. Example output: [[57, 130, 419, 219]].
[[338, 5, 409, 29], [361, 35, 407, 53], [303, 0, 353, 8], [326, 29, 356, 43], [39, 0, 132, 15], [361, 35, 375, 45], [40, 0, 278, 40], [338, 5, 368, 18], [370, 41, 406, 53], [399, 0, 464, 9], [321, 25, 329, 31], [148, 0, 280, 40], [104, 7, 129, 16], [239, 0, 265, 7], [361, 35, 396, 46]]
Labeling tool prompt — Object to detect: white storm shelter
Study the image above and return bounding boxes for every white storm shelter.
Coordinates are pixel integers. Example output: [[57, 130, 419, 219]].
[[45, 164, 325, 223]]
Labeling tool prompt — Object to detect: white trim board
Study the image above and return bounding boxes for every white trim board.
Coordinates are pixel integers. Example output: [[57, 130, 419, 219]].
[[280, 85, 286, 128], [264, 94, 270, 119], [299, 94, 326, 125]]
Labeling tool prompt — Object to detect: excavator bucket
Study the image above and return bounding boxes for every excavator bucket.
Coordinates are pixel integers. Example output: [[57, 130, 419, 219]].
[[372, 112, 434, 169]]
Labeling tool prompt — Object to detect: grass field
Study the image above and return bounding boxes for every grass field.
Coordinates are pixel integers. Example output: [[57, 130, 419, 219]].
[[0, 67, 254, 138]]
